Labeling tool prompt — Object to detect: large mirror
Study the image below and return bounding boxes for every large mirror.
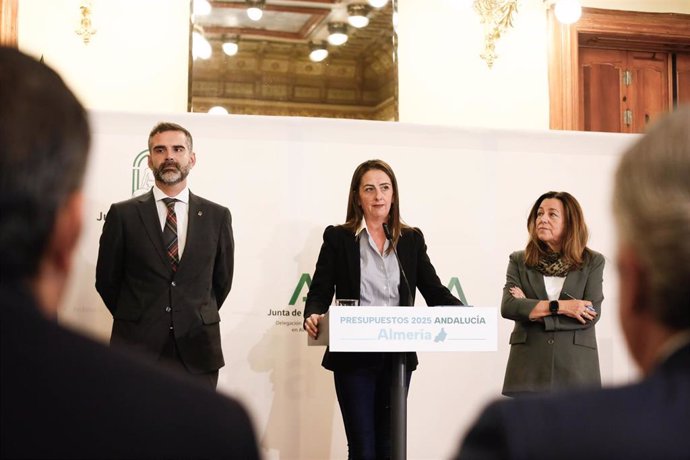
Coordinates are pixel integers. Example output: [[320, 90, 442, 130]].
[[189, 0, 397, 121]]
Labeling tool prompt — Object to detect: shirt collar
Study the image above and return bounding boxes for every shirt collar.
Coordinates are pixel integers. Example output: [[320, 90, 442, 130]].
[[356, 220, 391, 253], [355, 219, 367, 238], [356, 219, 394, 238], [153, 185, 189, 204]]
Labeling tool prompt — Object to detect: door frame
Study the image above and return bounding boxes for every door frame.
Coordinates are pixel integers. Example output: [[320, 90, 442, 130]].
[[547, 7, 690, 130], [0, 0, 18, 47]]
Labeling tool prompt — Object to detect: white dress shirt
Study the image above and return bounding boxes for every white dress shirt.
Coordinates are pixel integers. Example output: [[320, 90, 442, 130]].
[[544, 275, 566, 301], [356, 222, 401, 307]]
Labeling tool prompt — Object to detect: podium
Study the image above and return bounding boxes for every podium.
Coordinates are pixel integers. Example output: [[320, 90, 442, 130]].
[[309, 306, 497, 460]]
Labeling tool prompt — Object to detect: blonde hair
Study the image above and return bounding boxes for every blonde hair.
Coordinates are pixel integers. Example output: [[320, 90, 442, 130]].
[[613, 106, 690, 329]]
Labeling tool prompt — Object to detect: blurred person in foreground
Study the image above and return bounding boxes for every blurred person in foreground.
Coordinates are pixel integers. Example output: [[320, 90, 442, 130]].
[[456, 107, 690, 460], [304, 159, 463, 459], [501, 191, 604, 396], [0, 47, 259, 459]]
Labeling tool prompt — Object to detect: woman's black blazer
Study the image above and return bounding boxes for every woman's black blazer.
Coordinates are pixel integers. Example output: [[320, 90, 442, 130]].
[[304, 225, 462, 371]]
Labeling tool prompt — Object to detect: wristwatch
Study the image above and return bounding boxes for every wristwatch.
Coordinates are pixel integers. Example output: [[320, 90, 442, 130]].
[[549, 300, 559, 315]]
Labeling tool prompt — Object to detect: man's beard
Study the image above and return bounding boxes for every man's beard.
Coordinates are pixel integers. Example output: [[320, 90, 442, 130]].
[[152, 161, 191, 185]]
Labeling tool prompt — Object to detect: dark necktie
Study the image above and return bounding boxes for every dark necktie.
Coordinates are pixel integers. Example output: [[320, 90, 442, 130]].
[[162, 198, 179, 271]]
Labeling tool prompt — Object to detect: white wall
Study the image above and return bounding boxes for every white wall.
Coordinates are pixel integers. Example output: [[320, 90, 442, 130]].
[[397, 0, 690, 129], [397, 0, 550, 129], [17, 0, 190, 112]]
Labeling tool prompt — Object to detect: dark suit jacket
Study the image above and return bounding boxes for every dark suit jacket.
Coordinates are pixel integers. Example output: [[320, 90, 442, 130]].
[[501, 250, 605, 395], [303, 225, 462, 372], [0, 283, 259, 459], [96, 190, 234, 373], [456, 341, 690, 460]]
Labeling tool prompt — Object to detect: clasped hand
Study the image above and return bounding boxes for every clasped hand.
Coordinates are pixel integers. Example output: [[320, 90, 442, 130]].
[[304, 313, 324, 339]]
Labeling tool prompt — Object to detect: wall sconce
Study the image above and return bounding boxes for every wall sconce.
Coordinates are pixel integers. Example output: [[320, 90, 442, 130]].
[[192, 26, 212, 60], [347, 4, 371, 29], [75, 0, 96, 45], [309, 41, 329, 62], [222, 35, 239, 56], [473, 0, 518, 69], [553, 0, 582, 24], [246, 0, 265, 21], [367, 0, 389, 8], [327, 22, 349, 46]]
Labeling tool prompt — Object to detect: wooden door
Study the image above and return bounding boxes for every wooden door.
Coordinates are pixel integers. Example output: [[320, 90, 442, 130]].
[[580, 48, 626, 132], [0, 0, 18, 47], [580, 48, 669, 133], [628, 51, 669, 132], [677, 54, 690, 106]]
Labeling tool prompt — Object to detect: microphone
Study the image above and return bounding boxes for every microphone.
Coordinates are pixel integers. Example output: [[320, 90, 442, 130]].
[[382, 222, 393, 241], [383, 223, 413, 306]]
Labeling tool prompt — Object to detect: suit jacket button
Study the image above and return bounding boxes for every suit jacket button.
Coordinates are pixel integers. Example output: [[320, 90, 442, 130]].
[[547, 338, 554, 345], [165, 306, 171, 312], [171, 281, 176, 287], [169, 326, 174, 331]]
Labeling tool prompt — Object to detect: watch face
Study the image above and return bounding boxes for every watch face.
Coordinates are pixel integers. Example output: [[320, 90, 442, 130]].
[[549, 300, 559, 314]]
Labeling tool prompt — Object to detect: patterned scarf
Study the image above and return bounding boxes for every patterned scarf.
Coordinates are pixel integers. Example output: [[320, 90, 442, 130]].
[[535, 251, 572, 277]]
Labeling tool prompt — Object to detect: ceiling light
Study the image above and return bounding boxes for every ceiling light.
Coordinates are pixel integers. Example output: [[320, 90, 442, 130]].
[[192, 27, 212, 60], [309, 41, 329, 62], [554, 0, 582, 24], [193, 0, 212, 16], [327, 22, 349, 46], [222, 36, 239, 56], [347, 4, 371, 28], [246, 0, 265, 21], [367, 0, 389, 8], [208, 106, 229, 115]]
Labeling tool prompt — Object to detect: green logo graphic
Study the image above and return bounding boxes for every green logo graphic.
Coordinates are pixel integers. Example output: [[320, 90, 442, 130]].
[[288, 273, 312, 305], [288, 273, 468, 306], [446, 277, 468, 305], [131, 149, 153, 196]]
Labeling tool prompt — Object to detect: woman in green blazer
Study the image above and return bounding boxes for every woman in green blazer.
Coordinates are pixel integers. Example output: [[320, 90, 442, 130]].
[[501, 191, 605, 396]]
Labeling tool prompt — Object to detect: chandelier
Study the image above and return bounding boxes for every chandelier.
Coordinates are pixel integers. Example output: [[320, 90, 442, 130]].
[[473, 0, 519, 69]]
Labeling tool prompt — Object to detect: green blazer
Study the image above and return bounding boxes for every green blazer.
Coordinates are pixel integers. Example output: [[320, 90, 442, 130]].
[[501, 250, 605, 396]]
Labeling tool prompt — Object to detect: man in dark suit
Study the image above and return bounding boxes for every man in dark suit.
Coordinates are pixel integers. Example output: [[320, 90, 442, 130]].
[[0, 47, 259, 459], [96, 121, 234, 388], [456, 107, 690, 460]]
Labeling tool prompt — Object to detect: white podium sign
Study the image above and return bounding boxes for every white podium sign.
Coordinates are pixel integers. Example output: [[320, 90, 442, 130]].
[[328, 306, 497, 352]]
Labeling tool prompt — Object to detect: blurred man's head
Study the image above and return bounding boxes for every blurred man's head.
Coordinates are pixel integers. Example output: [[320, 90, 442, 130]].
[[613, 107, 690, 372], [0, 47, 90, 315]]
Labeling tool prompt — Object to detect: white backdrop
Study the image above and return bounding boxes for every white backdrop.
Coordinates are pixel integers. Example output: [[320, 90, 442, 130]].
[[60, 112, 639, 459]]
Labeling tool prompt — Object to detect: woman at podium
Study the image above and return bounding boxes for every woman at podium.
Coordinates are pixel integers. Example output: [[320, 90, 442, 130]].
[[501, 191, 605, 396], [303, 159, 462, 459]]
